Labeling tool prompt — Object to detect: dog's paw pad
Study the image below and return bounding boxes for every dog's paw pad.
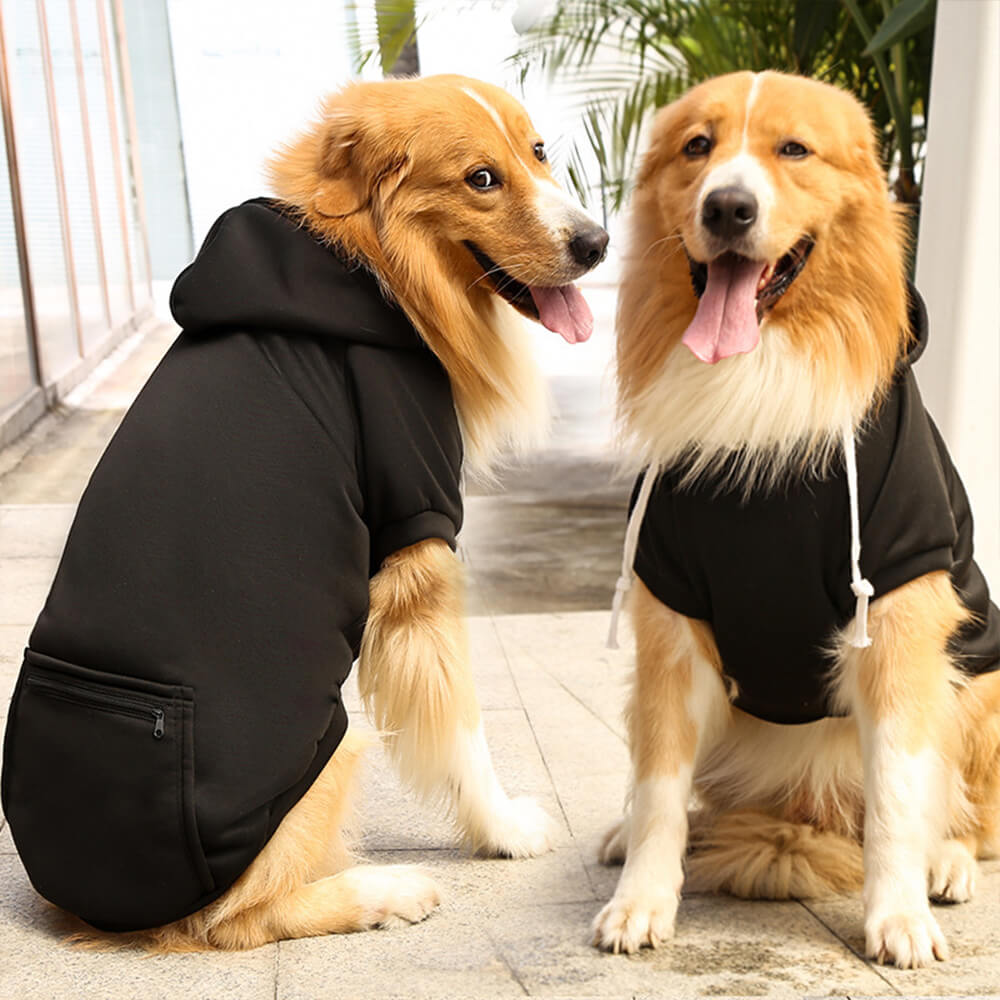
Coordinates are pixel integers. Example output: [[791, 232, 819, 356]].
[[865, 909, 949, 968], [598, 819, 628, 866], [591, 892, 678, 954], [928, 840, 977, 903], [477, 796, 558, 858]]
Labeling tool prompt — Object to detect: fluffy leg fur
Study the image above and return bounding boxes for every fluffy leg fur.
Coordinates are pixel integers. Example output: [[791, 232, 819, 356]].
[[592, 582, 730, 953], [834, 571, 968, 969], [358, 538, 555, 857]]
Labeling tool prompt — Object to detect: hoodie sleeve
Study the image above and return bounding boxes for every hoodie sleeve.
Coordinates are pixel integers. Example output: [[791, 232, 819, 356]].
[[860, 371, 957, 601], [346, 344, 464, 571]]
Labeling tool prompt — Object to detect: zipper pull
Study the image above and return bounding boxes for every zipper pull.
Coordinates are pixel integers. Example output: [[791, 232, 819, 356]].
[[152, 709, 165, 739]]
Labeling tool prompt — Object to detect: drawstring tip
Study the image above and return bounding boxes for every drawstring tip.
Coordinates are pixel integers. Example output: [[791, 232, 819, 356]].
[[850, 577, 874, 648], [606, 576, 630, 650]]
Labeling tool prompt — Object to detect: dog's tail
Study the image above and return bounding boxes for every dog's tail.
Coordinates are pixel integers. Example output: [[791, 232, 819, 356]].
[[684, 809, 863, 899]]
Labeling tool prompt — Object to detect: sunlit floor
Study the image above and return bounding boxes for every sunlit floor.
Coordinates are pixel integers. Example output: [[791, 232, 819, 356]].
[[2, 305, 998, 999]]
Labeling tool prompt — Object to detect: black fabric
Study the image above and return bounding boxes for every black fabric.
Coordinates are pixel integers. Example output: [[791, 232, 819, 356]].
[[1, 199, 463, 931], [632, 287, 1000, 725]]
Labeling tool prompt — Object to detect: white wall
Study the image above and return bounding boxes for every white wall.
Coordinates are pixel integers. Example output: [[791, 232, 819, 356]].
[[166, 0, 356, 244], [915, 0, 1000, 586]]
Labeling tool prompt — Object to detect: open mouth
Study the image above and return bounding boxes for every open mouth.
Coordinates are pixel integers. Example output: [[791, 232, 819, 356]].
[[680, 236, 815, 364], [465, 242, 539, 320], [687, 236, 815, 322], [464, 241, 594, 344]]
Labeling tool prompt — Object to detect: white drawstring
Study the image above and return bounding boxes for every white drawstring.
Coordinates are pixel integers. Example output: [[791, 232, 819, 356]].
[[609, 428, 873, 650], [607, 466, 658, 649], [842, 418, 873, 647]]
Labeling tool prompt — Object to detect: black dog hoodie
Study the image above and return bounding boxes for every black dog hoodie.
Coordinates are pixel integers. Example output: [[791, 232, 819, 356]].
[[1, 200, 463, 931], [609, 289, 1000, 724]]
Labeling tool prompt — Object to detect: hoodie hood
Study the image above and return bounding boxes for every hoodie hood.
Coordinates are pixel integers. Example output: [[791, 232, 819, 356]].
[[170, 199, 424, 350], [903, 282, 929, 367]]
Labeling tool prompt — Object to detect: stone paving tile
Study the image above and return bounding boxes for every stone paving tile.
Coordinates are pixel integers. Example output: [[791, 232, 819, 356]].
[[366, 846, 597, 913], [494, 610, 633, 738], [0, 854, 278, 1000], [0, 504, 76, 559], [1, 624, 27, 794], [504, 656, 629, 782], [0, 408, 124, 506], [804, 857, 1000, 997], [1, 623, 30, 700], [0, 555, 57, 629], [484, 898, 894, 998], [276, 908, 523, 1000], [497, 628, 631, 852]]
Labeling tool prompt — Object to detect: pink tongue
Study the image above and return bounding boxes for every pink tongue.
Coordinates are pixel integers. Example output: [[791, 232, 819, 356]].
[[528, 284, 594, 344], [682, 255, 767, 363]]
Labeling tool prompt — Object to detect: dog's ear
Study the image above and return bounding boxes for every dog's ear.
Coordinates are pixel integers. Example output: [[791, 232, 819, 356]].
[[313, 91, 411, 219]]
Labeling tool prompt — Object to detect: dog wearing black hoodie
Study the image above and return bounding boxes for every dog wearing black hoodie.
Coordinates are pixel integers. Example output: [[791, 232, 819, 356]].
[[1, 75, 607, 949]]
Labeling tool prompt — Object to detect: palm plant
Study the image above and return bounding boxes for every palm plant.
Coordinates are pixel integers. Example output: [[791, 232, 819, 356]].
[[348, 0, 422, 78], [512, 0, 936, 214]]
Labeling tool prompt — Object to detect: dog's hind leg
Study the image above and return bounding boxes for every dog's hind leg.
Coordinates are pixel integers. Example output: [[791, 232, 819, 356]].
[[84, 728, 441, 951], [927, 669, 1000, 903], [358, 538, 556, 858], [592, 583, 730, 953], [927, 836, 978, 903], [834, 570, 968, 969]]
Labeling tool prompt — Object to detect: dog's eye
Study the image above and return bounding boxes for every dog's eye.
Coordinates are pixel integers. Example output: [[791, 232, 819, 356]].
[[533, 143, 546, 163], [467, 168, 500, 190], [779, 140, 810, 159], [683, 135, 712, 158]]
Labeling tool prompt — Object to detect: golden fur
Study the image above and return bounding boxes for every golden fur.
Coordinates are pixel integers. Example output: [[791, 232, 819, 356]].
[[71, 74, 604, 951], [617, 72, 909, 489], [598, 71, 1000, 969], [267, 74, 599, 469]]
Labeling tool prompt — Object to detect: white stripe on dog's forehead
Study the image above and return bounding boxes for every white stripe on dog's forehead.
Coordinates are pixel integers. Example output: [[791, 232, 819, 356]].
[[741, 72, 763, 150], [461, 86, 535, 170], [462, 87, 508, 135]]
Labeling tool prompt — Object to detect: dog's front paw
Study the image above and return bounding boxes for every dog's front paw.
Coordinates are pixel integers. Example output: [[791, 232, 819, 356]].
[[475, 796, 558, 858], [598, 818, 628, 865], [928, 840, 977, 903], [591, 889, 679, 954], [865, 909, 949, 968]]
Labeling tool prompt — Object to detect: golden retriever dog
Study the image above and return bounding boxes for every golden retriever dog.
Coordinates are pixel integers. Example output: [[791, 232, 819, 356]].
[[1, 75, 607, 950], [596, 71, 999, 969]]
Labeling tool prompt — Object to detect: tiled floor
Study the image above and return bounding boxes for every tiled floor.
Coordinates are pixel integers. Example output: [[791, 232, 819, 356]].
[[1, 305, 998, 999]]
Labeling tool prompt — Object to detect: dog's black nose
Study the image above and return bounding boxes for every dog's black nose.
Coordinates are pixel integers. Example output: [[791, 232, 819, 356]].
[[702, 187, 758, 240], [569, 226, 610, 269]]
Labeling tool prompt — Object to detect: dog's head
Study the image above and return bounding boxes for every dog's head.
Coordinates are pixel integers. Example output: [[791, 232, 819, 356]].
[[617, 72, 911, 486], [269, 75, 607, 347], [631, 71, 907, 369]]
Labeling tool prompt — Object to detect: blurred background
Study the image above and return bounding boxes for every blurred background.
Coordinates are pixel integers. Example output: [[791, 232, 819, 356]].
[[0, 0, 997, 587]]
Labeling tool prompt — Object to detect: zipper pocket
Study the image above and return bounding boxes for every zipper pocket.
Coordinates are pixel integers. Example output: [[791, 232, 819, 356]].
[[26, 674, 166, 739]]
